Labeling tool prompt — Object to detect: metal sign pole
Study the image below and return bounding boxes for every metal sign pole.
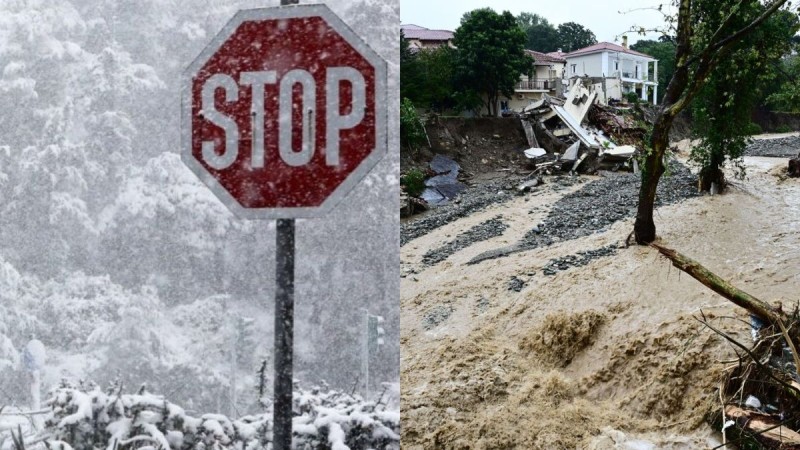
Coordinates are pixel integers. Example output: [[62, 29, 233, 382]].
[[274, 218, 294, 450], [274, 5, 298, 450]]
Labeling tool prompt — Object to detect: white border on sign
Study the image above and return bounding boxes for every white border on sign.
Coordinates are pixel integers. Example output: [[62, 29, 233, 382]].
[[181, 4, 388, 220]]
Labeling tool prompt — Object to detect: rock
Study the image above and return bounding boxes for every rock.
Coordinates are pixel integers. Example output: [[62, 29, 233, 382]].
[[423, 305, 454, 330], [517, 177, 541, 193], [507, 276, 526, 292]]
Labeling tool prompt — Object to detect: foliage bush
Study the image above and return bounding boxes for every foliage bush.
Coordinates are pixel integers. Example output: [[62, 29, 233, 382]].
[[775, 124, 793, 133], [10, 382, 400, 450], [623, 92, 640, 105], [400, 169, 426, 197], [400, 98, 426, 152], [745, 122, 763, 135]]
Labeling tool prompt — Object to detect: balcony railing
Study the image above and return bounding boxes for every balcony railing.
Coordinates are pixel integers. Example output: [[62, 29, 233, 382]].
[[614, 71, 655, 82], [516, 78, 557, 91]]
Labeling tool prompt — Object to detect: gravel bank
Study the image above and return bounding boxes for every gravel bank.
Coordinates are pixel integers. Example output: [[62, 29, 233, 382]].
[[468, 161, 699, 264], [541, 244, 620, 275], [745, 136, 800, 157], [401, 179, 516, 247], [421, 216, 509, 266]]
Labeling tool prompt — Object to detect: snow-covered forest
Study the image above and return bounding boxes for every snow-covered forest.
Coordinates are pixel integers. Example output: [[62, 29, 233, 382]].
[[0, 0, 399, 432]]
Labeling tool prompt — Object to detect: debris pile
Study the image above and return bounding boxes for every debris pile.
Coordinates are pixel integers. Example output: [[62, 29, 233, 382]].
[[519, 82, 643, 175], [710, 307, 800, 448]]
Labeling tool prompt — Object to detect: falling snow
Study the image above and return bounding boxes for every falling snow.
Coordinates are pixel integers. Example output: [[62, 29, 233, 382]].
[[0, 0, 398, 448]]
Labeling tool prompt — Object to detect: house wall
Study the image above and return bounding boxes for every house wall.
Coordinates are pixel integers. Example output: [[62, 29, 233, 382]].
[[520, 65, 563, 82], [568, 78, 622, 104], [568, 51, 653, 81], [405, 38, 452, 49], [607, 53, 650, 80], [565, 53, 605, 78], [505, 91, 547, 112], [478, 90, 551, 116]]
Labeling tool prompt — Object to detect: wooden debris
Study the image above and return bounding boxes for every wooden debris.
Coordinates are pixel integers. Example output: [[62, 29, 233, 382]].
[[725, 405, 800, 449]]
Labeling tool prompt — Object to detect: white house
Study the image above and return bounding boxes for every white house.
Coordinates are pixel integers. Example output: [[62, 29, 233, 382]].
[[564, 37, 658, 105]]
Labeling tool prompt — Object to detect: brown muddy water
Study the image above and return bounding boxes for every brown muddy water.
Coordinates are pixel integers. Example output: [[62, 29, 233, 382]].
[[401, 154, 800, 449]]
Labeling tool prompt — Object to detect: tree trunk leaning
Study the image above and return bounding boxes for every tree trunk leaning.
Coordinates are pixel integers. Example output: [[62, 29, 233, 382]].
[[650, 242, 798, 349]]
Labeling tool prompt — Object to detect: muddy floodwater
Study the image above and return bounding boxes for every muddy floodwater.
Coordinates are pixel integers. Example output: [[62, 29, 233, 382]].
[[401, 149, 800, 449]]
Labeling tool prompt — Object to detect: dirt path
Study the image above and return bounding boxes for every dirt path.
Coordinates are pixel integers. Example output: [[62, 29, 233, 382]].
[[401, 156, 800, 449]]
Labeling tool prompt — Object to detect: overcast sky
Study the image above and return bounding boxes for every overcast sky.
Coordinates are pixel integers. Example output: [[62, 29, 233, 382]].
[[400, 0, 674, 46]]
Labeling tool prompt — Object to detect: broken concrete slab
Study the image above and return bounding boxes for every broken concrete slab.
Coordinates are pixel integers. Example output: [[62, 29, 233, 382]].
[[602, 145, 636, 159], [561, 141, 581, 161], [564, 83, 597, 124], [524, 148, 547, 159], [552, 105, 600, 149], [521, 119, 538, 148]]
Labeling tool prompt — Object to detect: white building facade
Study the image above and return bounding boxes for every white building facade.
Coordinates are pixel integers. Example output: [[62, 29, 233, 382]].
[[564, 39, 658, 105]]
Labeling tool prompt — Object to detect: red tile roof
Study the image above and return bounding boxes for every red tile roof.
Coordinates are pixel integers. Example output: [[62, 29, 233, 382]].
[[401, 24, 454, 42], [566, 42, 654, 59], [524, 49, 566, 64]]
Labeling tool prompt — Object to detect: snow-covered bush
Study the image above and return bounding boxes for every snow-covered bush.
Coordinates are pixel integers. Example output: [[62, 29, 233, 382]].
[[35, 382, 399, 450]]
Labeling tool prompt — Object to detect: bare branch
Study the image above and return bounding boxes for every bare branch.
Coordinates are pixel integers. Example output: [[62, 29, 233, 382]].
[[697, 312, 800, 397]]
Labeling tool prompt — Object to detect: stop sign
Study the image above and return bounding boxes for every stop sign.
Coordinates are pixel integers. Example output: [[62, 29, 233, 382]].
[[182, 5, 387, 219]]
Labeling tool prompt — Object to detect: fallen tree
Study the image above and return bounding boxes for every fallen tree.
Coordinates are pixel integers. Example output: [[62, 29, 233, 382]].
[[650, 242, 799, 355]]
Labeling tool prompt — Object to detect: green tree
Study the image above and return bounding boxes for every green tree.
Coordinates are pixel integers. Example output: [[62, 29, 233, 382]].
[[633, 0, 795, 244], [516, 12, 559, 52], [690, 9, 799, 192], [454, 8, 532, 116], [556, 22, 597, 52], [767, 54, 800, 112], [400, 30, 423, 104], [630, 39, 677, 103], [415, 46, 457, 111]]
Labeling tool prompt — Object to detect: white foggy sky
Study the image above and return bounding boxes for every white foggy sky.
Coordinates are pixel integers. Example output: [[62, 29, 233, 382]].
[[400, 0, 674, 46]]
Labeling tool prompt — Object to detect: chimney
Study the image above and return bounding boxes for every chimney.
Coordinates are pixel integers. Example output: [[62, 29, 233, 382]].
[[622, 36, 628, 49]]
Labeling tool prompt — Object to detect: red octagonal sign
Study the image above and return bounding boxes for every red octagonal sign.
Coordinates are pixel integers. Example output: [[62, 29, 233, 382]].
[[182, 5, 387, 219]]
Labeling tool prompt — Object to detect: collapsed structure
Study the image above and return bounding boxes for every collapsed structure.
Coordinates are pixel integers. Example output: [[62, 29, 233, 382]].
[[519, 80, 644, 175]]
